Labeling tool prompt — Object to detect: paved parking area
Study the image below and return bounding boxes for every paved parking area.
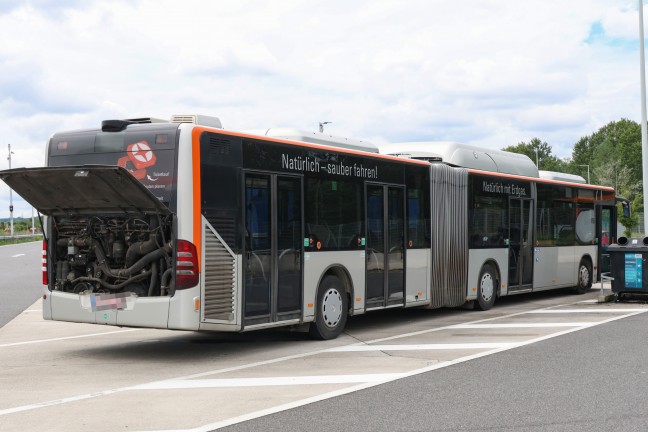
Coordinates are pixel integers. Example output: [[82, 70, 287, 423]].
[[0, 288, 645, 432]]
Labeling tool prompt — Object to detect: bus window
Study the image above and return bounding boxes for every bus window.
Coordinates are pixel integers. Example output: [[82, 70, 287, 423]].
[[305, 178, 364, 251], [576, 189, 595, 245], [469, 195, 507, 248]]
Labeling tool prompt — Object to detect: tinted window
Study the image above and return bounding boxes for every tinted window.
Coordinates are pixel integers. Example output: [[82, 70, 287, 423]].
[[305, 178, 364, 250], [470, 194, 508, 248], [536, 184, 555, 246], [48, 124, 180, 209], [576, 188, 595, 245], [406, 168, 430, 248]]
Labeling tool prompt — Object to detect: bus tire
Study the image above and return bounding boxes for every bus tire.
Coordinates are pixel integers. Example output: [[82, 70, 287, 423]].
[[573, 259, 592, 294], [309, 275, 348, 340], [475, 264, 497, 311]]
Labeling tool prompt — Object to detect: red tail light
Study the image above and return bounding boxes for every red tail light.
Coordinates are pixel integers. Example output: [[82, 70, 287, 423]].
[[175, 239, 199, 290], [42, 239, 48, 285]]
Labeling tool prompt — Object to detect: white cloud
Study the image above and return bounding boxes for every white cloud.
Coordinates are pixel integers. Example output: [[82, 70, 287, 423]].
[[0, 0, 645, 217]]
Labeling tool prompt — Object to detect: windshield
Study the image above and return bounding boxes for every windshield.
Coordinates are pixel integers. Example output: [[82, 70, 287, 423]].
[[47, 123, 180, 211]]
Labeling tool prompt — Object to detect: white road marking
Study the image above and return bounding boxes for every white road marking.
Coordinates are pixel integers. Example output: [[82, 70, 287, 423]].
[[328, 342, 521, 352], [449, 322, 597, 329], [0, 329, 140, 348], [0, 388, 127, 416], [132, 374, 407, 390], [11, 254, 25, 258], [527, 308, 647, 314]]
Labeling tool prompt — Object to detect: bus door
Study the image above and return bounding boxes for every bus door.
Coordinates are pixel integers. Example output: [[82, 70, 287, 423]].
[[243, 173, 303, 326], [365, 184, 405, 308], [596, 204, 616, 279], [508, 198, 534, 291]]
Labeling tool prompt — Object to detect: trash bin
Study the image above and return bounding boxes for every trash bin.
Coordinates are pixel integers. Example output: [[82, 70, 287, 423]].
[[607, 237, 648, 296]]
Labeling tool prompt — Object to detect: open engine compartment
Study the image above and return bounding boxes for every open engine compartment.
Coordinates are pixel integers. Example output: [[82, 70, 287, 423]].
[[0, 165, 179, 298], [50, 214, 174, 297]]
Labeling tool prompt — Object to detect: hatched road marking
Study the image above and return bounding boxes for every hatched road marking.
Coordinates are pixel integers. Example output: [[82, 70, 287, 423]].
[[1, 297, 647, 431]]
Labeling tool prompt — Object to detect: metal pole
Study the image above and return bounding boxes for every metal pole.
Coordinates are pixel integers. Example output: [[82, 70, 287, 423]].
[[7, 144, 13, 237], [639, 0, 648, 234], [576, 164, 590, 184]]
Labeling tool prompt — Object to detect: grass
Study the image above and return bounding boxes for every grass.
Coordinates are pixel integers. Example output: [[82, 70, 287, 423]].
[[0, 235, 43, 246]]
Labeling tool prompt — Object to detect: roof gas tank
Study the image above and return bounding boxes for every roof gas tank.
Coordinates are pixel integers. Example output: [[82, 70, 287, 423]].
[[380, 141, 539, 177], [248, 128, 379, 153]]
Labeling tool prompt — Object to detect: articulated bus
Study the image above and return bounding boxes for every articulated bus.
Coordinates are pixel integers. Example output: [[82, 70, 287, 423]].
[[0, 115, 623, 339]]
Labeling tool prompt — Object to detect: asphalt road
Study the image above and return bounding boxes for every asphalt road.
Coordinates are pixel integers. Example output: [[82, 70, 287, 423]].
[[0, 241, 41, 327], [222, 308, 648, 432]]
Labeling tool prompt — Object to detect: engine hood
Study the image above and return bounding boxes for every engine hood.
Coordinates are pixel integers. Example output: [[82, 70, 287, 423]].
[[0, 165, 171, 216]]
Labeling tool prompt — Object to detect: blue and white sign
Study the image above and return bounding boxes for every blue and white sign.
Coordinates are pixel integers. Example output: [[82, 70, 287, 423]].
[[624, 253, 643, 289]]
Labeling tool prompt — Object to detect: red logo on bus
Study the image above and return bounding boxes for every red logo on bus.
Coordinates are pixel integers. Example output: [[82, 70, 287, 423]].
[[117, 141, 157, 180], [127, 141, 156, 169]]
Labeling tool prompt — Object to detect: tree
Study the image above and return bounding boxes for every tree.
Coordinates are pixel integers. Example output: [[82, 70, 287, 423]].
[[571, 119, 641, 185], [502, 138, 567, 172], [571, 119, 642, 234], [593, 161, 642, 236]]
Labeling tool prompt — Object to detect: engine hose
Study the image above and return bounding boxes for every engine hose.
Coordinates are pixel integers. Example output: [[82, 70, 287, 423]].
[[92, 240, 170, 279], [115, 248, 168, 278], [125, 218, 160, 267], [160, 268, 173, 296], [69, 270, 151, 291], [147, 261, 159, 297]]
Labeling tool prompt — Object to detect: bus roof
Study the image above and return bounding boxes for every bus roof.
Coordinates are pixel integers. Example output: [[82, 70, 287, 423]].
[[539, 170, 586, 184], [245, 128, 380, 153], [379, 141, 540, 177]]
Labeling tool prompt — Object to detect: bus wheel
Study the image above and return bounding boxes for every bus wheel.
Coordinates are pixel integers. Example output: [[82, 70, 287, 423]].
[[309, 275, 348, 340], [475, 264, 497, 311], [573, 259, 592, 294]]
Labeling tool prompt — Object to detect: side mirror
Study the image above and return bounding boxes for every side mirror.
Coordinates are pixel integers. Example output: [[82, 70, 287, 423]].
[[623, 201, 630, 218]]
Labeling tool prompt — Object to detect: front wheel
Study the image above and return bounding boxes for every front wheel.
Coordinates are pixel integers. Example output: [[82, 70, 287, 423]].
[[475, 264, 497, 311], [309, 275, 348, 340], [573, 259, 592, 294]]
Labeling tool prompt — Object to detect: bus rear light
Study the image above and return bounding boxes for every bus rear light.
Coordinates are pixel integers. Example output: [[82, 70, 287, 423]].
[[175, 240, 199, 290], [42, 239, 48, 285]]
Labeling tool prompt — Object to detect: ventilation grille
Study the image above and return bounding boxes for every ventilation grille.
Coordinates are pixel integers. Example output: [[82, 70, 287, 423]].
[[171, 114, 223, 129], [203, 224, 236, 321], [207, 215, 236, 248], [429, 164, 468, 308], [208, 137, 232, 161]]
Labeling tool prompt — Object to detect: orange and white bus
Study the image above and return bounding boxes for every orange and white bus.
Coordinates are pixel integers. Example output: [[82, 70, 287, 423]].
[[0, 115, 623, 339]]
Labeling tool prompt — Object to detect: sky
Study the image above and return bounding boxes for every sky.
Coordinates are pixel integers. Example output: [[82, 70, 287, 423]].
[[0, 0, 645, 219]]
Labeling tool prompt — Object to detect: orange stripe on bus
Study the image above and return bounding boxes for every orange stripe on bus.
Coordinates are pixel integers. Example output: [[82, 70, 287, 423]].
[[468, 168, 615, 191], [198, 128, 431, 166]]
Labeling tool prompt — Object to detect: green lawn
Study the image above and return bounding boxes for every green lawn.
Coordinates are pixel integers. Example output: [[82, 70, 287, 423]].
[[0, 236, 43, 246]]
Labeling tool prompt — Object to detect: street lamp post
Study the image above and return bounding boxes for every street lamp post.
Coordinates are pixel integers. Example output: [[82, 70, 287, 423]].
[[319, 121, 331, 133], [7, 144, 13, 237], [575, 164, 590, 184], [639, 0, 648, 234]]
